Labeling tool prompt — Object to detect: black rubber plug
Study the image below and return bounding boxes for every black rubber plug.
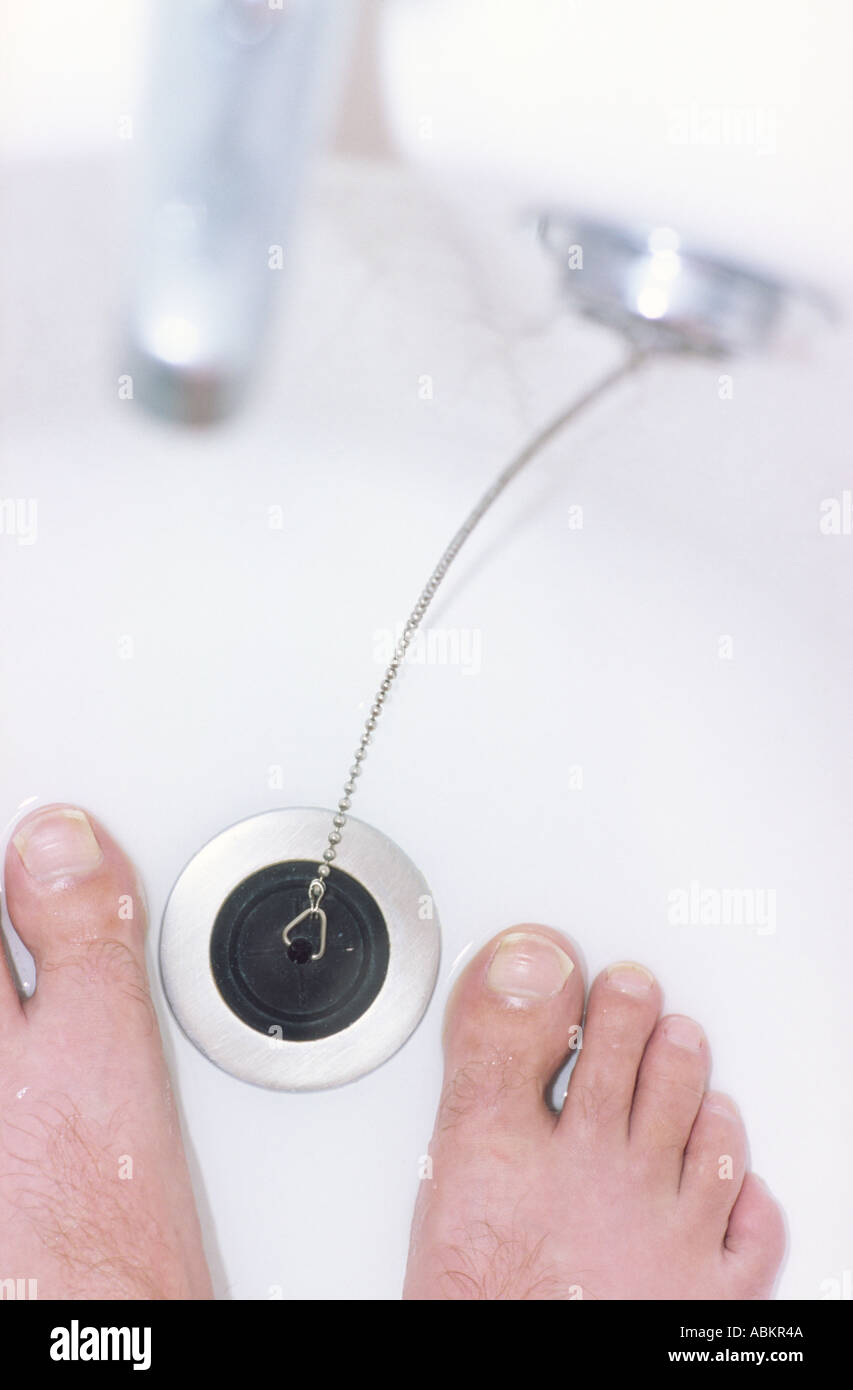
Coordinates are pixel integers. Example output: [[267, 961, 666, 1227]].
[[209, 860, 390, 1042]]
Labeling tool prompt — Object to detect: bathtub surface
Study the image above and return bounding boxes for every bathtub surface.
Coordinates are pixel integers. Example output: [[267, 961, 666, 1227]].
[[1, 156, 851, 1300]]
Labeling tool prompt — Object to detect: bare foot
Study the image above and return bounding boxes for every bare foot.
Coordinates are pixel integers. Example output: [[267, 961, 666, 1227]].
[[1, 805, 212, 1299], [404, 926, 785, 1300]]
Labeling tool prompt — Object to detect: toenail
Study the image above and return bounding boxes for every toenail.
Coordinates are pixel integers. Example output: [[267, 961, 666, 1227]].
[[703, 1092, 739, 1118], [13, 808, 104, 883], [663, 1015, 704, 1052], [486, 931, 574, 1000], [605, 962, 655, 996]]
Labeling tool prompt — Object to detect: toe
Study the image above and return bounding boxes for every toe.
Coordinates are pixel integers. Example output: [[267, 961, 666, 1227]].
[[439, 925, 584, 1135], [4, 804, 148, 1014], [680, 1091, 747, 1223], [628, 1014, 709, 1179], [561, 961, 661, 1141], [723, 1173, 787, 1296]]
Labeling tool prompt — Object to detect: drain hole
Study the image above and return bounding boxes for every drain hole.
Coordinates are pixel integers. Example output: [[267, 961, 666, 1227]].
[[287, 937, 313, 965]]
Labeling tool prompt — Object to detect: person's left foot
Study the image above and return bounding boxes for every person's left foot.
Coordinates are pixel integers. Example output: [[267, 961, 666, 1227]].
[[0, 804, 212, 1299]]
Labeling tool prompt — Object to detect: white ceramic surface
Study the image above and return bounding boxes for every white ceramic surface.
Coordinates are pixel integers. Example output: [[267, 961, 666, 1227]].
[[1, 155, 851, 1299]]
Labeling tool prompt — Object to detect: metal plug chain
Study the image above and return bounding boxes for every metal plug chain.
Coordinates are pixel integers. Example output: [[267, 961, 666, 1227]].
[[306, 347, 646, 921]]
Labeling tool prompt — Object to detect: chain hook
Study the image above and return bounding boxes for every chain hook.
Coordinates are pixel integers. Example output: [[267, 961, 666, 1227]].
[[282, 878, 328, 963]]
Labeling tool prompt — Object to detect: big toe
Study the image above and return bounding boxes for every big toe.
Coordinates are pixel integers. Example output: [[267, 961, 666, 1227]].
[[438, 925, 585, 1137], [5, 804, 147, 1014]]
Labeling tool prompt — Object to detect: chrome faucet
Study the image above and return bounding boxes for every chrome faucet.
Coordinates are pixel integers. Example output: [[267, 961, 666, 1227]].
[[125, 0, 354, 425]]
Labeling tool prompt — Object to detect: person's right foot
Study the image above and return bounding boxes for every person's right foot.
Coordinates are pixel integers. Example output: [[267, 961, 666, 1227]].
[[405, 926, 786, 1300], [0, 804, 212, 1299]]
